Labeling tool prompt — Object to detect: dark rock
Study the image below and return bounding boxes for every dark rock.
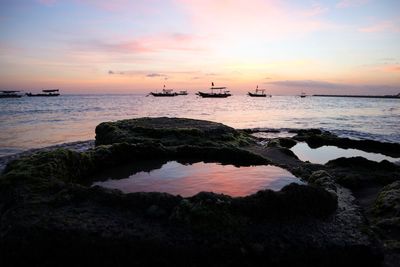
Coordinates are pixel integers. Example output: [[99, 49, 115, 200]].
[[372, 181, 400, 218], [0, 118, 386, 266], [95, 117, 252, 147], [327, 157, 398, 171], [267, 138, 297, 149], [233, 183, 337, 219], [277, 147, 299, 159], [291, 128, 323, 135], [278, 137, 297, 148], [326, 157, 400, 190], [309, 170, 337, 192]]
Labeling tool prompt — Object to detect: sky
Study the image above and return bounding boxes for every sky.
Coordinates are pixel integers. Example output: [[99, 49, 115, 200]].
[[0, 0, 399, 94]]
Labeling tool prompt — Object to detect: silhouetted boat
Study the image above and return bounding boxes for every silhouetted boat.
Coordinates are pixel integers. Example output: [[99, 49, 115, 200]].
[[248, 86, 271, 97], [149, 85, 177, 97], [176, 90, 188, 95], [0, 90, 22, 98], [26, 89, 60, 97], [300, 92, 307, 98], [197, 83, 231, 98]]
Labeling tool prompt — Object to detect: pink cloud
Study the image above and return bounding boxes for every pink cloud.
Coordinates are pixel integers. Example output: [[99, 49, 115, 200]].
[[300, 3, 329, 17], [381, 65, 400, 73], [175, 0, 334, 41], [359, 20, 400, 33], [72, 33, 207, 55]]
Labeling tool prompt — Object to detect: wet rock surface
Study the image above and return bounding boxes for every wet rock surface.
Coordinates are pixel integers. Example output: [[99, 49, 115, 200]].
[[1, 117, 398, 266]]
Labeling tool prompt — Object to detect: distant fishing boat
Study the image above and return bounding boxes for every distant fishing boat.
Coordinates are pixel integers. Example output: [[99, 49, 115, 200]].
[[0, 90, 22, 98], [176, 90, 188, 95], [26, 89, 60, 97], [149, 85, 178, 97], [248, 85, 271, 97], [300, 92, 307, 98], [197, 82, 231, 98]]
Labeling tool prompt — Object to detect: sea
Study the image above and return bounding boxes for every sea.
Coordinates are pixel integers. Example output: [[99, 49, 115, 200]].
[[0, 94, 399, 157]]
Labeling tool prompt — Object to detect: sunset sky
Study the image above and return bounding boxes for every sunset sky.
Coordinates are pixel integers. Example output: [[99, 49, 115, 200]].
[[0, 0, 399, 94]]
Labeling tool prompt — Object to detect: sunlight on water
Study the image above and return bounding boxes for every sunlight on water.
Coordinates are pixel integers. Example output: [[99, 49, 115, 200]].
[[1, 94, 399, 156], [92, 161, 303, 197]]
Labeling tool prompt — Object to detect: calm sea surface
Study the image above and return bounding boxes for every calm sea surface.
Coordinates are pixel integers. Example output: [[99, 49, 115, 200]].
[[0, 94, 399, 157]]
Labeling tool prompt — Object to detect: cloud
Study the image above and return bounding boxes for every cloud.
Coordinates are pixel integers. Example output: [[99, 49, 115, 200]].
[[359, 20, 400, 33], [336, 0, 369, 8], [176, 0, 334, 41], [381, 65, 400, 73], [108, 70, 125, 75], [72, 33, 207, 55], [300, 3, 329, 17], [37, 0, 57, 6], [380, 58, 396, 62], [146, 73, 165, 77], [265, 79, 400, 93], [72, 0, 157, 13], [266, 80, 344, 89]]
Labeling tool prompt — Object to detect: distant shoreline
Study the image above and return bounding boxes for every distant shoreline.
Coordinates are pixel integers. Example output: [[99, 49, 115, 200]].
[[313, 94, 400, 99]]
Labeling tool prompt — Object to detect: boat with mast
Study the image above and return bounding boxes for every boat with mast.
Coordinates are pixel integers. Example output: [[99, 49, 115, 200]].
[[0, 90, 22, 98], [300, 92, 307, 98], [248, 85, 271, 97], [149, 85, 178, 97], [26, 89, 60, 97], [197, 82, 231, 98]]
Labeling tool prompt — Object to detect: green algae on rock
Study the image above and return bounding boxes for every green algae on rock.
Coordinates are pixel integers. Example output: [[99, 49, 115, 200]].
[[95, 117, 253, 147], [0, 117, 386, 267], [326, 157, 400, 189]]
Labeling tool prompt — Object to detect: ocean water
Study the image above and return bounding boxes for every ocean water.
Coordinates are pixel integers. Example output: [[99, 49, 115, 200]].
[[0, 94, 399, 157]]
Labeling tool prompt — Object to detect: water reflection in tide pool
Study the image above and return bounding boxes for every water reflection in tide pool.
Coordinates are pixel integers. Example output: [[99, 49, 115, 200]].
[[92, 161, 303, 197], [291, 142, 400, 165]]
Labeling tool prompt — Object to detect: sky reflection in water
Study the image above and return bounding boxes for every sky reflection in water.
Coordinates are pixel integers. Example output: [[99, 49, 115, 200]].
[[291, 142, 400, 165], [93, 161, 303, 197]]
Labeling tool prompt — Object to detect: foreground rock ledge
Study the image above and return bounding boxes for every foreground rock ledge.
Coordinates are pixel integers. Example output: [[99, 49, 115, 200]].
[[0, 117, 384, 266]]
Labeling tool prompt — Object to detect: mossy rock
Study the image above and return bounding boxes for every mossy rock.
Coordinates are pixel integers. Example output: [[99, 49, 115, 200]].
[[373, 181, 400, 218], [95, 117, 252, 147], [0, 118, 383, 266], [309, 170, 337, 192], [326, 157, 400, 190]]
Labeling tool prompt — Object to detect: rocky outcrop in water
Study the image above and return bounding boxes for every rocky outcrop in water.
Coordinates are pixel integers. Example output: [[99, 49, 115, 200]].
[[0, 117, 388, 266]]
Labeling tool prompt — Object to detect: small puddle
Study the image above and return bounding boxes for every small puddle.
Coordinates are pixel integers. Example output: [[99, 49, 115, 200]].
[[291, 142, 400, 165], [92, 161, 303, 197], [251, 131, 296, 140]]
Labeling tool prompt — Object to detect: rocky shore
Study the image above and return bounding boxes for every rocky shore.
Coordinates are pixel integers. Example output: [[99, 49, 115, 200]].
[[0, 117, 399, 266]]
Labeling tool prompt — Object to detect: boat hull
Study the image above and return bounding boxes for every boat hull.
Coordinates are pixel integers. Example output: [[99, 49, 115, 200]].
[[0, 94, 22, 98], [26, 93, 60, 97], [150, 92, 177, 97], [197, 92, 231, 98], [248, 92, 267, 97]]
